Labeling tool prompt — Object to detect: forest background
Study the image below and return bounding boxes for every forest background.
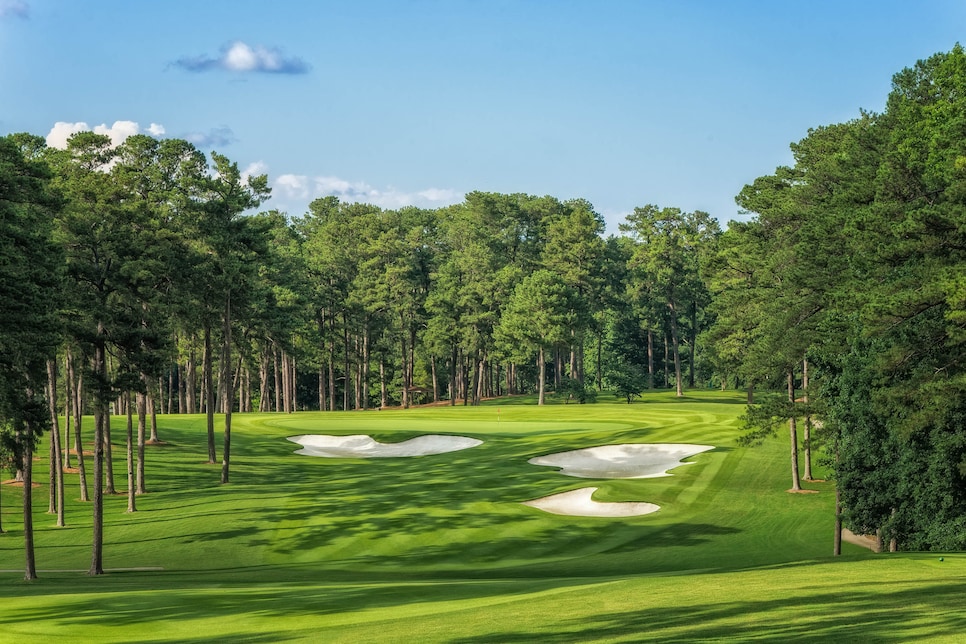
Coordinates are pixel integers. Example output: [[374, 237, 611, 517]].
[[3, 45, 966, 581]]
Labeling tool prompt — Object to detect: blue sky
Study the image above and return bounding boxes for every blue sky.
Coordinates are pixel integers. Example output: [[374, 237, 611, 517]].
[[2, 1, 965, 232]]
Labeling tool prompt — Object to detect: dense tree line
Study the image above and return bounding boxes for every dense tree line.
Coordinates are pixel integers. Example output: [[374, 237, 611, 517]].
[[0, 136, 63, 579], [709, 45, 966, 551], [4, 45, 966, 578], [0, 129, 717, 578]]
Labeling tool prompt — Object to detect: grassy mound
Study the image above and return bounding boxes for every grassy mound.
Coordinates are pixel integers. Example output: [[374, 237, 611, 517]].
[[0, 390, 962, 642]]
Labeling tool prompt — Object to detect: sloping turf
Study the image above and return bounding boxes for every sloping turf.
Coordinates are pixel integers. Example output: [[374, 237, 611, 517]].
[[0, 390, 963, 642]]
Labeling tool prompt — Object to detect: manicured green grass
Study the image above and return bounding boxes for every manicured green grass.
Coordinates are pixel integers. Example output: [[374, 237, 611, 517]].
[[0, 390, 962, 642]]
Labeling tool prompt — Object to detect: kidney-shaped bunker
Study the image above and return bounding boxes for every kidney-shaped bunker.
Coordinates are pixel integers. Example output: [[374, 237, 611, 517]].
[[288, 434, 482, 458]]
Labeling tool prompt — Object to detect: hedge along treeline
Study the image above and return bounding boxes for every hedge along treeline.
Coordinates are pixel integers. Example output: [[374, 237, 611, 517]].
[[707, 45, 966, 551]]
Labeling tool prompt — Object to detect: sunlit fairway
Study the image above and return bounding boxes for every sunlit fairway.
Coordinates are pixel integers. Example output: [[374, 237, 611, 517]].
[[1, 390, 963, 642]]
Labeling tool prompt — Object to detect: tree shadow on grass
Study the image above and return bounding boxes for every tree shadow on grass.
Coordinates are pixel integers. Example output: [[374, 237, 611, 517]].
[[20, 418, 740, 568], [0, 574, 575, 629], [4, 572, 963, 642], [109, 426, 748, 579], [450, 579, 966, 643], [18, 421, 747, 580]]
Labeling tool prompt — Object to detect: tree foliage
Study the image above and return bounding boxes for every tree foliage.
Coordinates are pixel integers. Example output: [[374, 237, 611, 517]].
[[713, 45, 966, 550], [0, 135, 64, 579], [6, 44, 966, 565]]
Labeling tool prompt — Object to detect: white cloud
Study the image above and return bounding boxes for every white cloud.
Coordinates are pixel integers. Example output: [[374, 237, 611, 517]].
[[241, 160, 269, 183], [175, 41, 309, 74], [93, 120, 140, 146], [45, 122, 91, 149], [45, 120, 166, 149], [275, 174, 310, 199], [417, 188, 462, 203], [224, 42, 260, 71], [273, 173, 463, 211]]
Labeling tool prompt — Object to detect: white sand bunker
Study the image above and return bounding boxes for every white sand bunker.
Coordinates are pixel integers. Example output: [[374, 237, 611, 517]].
[[528, 443, 714, 479], [523, 487, 660, 517], [287, 434, 482, 458]]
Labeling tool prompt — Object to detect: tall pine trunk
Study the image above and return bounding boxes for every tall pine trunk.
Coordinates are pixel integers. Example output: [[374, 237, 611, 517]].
[[477, 358, 486, 403], [281, 351, 291, 413], [48, 425, 56, 514], [596, 331, 603, 391], [379, 359, 388, 408], [147, 385, 159, 443], [353, 342, 362, 410], [274, 345, 282, 411], [89, 329, 107, 576], [834, 443, 843, 556], [431, 357, 439, 403], [410, 327, 417, 400], [68, 352, 89, 502], [400, 319, 410, 409], [125, 392, 136, 513], [787, 369, 802, 492], [462, 354, 470, 406], [328, 348, 336, 411], [103, 395, 115, 495], [167, 368, 174, 414], [22, 425, 37, 580], [63, 353, 72, 470], [136, 389, 147, 494], [187, 348, 197, 414], [362, 327, 370, 409], [663, 333, 670, 388], [328, 316, 336, 410], [450, 347, 458, 405], [259, 346, 271, 411], [577, 342, 585, 386], [802, 357, 813, 481], [204, 325, 216, 463], [469, 354, 480, 406], [554, 348, 562, 389], [342, 313, 350, 411], [537, 346, 547, 406], [221, 296, 233, 484], [318, 314, 326, 411], [46, 360, 65, 527], [668, 298, 684, 397], [688, 301, 697, 388]]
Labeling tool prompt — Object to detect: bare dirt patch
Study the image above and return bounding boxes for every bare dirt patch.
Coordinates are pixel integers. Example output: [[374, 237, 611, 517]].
[[1, 480, 41, 488]]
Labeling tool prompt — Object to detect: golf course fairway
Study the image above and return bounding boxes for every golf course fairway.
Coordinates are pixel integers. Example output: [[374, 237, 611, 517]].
[[1, 390, 963, 642]]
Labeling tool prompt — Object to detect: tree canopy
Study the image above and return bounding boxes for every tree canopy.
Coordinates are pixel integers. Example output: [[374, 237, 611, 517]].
[[3, 45, 966, 569]]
